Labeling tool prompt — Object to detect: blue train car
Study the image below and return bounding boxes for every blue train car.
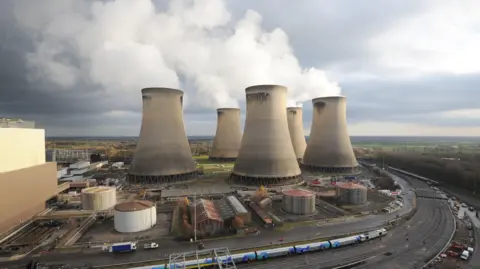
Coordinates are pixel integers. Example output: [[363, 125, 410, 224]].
[[256, 246, 295, 260]]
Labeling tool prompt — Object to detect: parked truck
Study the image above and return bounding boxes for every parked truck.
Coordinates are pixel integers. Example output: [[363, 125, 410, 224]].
[[109, 242, 137, 253], [143, 242, 158, 249]]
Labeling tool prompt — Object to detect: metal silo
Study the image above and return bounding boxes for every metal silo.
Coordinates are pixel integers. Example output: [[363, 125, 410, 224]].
[[335, 182, 367, 205], [81, 186, 117, 210], [282, 189, 315, 215]]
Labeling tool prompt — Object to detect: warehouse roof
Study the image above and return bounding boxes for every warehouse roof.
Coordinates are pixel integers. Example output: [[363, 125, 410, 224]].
[[214, 199, 236, 220], [191, 199, 223, 223], [114, 200, 154, 212], [226, 196, 248, 214]]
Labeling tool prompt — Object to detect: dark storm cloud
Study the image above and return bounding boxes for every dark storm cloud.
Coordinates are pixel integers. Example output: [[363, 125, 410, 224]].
[[1, 0, 479, 136]]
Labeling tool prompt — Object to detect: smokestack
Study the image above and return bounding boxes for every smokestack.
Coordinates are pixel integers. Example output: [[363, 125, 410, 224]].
[[128, 88, 197, 184], [209, 108, 242, 161], [303, 96, 358, 173], [231, 85, 302, 186], [287, 107, 307, 161]]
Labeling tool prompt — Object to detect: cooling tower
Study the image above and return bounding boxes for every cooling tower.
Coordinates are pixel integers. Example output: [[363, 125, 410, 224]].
[[230, 85, 302, 186], [128, 88, 197, 184], [209, 108, 242, 161], [302, 96, 359, 173], [287, 107, 307, 161]]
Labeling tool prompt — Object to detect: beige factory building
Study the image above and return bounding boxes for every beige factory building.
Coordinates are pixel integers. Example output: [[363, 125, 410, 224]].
[[81, 186, 117, 210], [0, 125, 57, 235]]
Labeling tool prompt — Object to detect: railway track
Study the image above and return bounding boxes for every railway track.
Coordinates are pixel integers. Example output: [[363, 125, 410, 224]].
[[237, 199, 448, 269]]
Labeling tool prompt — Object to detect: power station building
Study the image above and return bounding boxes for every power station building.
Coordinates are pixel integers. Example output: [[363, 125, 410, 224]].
[[231, 85, 302, 186], [303, 96, 358, 173], [287, 107, 307, 161], [0, 124, 57, 235], [128, 88, 197, 184], [209, 108, 242, 161]]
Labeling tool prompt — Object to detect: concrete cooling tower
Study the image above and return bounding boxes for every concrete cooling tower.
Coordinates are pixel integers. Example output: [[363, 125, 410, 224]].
[[231, 85, 302, 186], [128, 88, 197, 184], [287, 107, 307, 161], [303, 96, 358, 173], [209, 108, 242, 161]]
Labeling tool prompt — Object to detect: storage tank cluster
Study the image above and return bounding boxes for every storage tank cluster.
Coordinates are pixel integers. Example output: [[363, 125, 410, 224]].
[[335, 182, 367, 205], [114, 200, 157, 233], [282, 189, 316, 215], [81, 186, 117, 210]]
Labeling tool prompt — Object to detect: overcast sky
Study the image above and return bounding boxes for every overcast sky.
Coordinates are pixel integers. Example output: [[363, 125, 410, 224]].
[[1, 0, 480, 137]]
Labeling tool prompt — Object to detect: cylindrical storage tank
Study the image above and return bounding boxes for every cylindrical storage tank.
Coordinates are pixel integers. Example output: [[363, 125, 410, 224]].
[[282, 189, 315, 215], [114, 200, 157, 233], [81, 186, 117, 210], [335, 182, 367, 205], [231, 85, 302, 186]]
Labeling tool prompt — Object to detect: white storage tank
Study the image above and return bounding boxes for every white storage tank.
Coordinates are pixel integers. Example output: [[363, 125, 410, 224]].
[[81, 186, 117, 210], [335, 182, 367, 205], [282, 189, 316, 215], [114, 200, 157, 233]]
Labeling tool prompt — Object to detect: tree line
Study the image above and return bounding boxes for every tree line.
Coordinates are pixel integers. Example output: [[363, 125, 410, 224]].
[[373, 152, 480, 193]]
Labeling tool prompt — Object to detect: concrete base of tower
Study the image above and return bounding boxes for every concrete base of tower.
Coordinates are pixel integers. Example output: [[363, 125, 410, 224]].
[[300, 164, 361, 174], [208, 156, 237, 162], [229, 173, 303, 186], [127, 171, 198, 184]]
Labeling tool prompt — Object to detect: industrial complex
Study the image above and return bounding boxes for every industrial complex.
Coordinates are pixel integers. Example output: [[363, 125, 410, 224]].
[[1, 84, 465, 269]]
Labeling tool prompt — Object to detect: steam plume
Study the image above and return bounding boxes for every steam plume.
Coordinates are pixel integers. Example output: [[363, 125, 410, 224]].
[[13, 0, 341, 109]]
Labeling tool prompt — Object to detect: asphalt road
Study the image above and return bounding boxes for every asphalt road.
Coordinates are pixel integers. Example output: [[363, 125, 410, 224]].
[[0, 174, 415, 268], [236, 183, 454, 269]]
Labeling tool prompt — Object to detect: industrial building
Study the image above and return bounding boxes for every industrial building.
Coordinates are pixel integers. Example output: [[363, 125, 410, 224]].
[[0, 125, 57, 235], [335, 182, 368, 205], [209, 108, 242, 161], [81, 186, 117, 210], [231, 85, 302, 186], [114, 200, 157, 233], [286, 107, 307, 161], [128, 88, 197, 184], [303, 96, 359, 173], [190, 199, 224, 236], [282, 189, 316, 215]]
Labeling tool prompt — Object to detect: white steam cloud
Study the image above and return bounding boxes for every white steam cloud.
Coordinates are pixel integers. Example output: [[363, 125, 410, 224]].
[[286, 100, 303, 108], [13, 0, 340, 109]]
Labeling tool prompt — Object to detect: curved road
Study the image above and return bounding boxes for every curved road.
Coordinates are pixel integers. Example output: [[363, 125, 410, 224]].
[[1, 174, 415, 268], [235, 197, 454, 269]]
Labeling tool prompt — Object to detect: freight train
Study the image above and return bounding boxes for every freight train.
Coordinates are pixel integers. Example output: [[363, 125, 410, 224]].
[[130, 228, 387, 269]]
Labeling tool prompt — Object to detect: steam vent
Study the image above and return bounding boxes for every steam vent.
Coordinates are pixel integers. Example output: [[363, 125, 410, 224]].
[[231, 85, 302, 186], [209, 108, 242, 161], [303, 96, 358, 173], [128, 88, 197, 184], [287, 107, 307, 161]]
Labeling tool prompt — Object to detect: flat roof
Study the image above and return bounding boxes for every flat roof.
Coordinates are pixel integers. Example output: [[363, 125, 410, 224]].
[[335, 182, 366, 189], [82, 186, 115, 193], [114, 200, 154, 212]]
